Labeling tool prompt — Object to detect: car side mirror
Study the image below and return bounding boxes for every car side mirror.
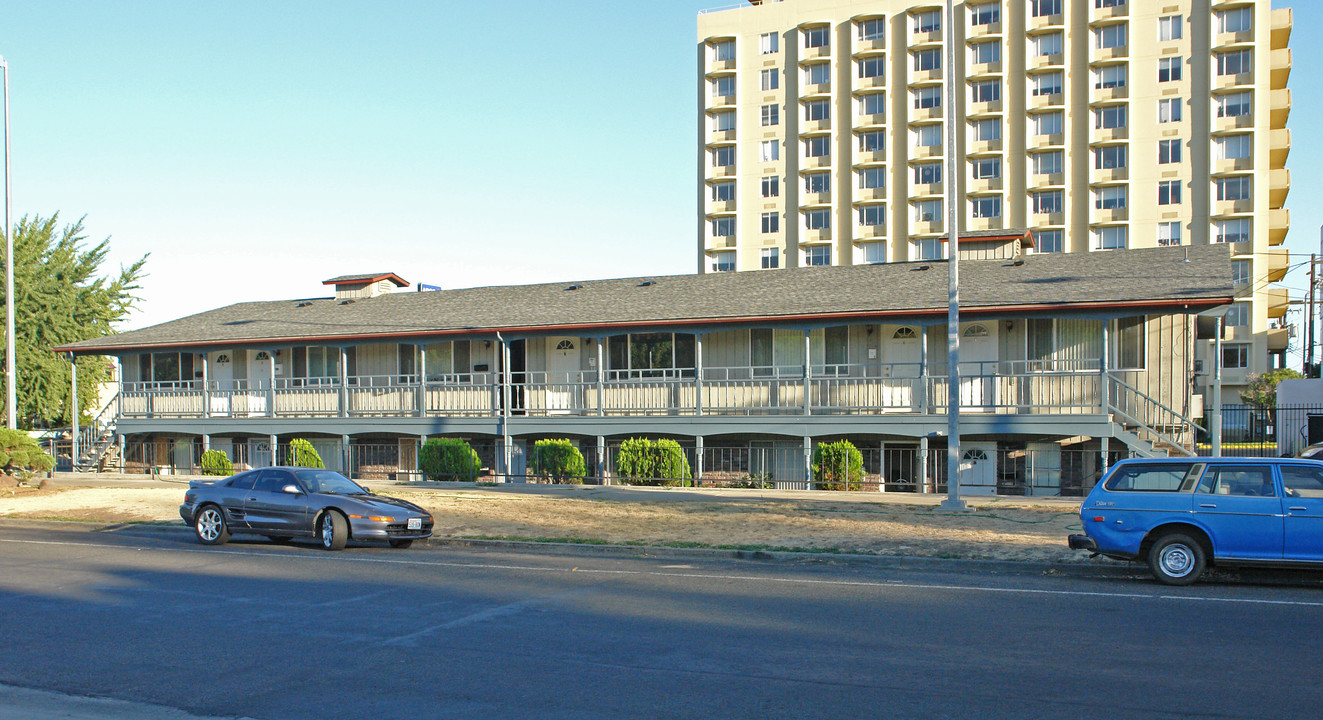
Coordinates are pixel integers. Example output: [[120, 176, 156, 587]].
[[360, 486, 371, 494], [282, 484, 302, 495]]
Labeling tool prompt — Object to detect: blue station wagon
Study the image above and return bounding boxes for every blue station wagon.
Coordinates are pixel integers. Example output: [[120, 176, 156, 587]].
[[1068, 457, 1323, 585]]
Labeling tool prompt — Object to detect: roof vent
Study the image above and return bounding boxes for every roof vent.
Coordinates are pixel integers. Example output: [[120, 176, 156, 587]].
[[296, 301, 313, 308], [638, 280, 656, 287], [1012, 259, 1025, 267], [912, 265, 931, 272], [340, 299, 355, 306], [566, 284, 583, 291]]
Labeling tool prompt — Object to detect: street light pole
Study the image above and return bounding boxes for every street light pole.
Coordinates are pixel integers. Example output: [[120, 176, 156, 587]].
[[941, 0, 965, 510], [1, 57, 14, 430]]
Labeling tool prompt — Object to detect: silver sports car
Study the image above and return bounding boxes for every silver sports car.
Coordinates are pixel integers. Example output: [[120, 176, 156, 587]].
[[180, 467, 434, 550]]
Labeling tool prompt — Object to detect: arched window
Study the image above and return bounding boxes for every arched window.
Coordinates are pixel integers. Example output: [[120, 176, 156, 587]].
[[963, 324, 990, 338], [963, 449, 988, 462], [555, 340, 576, 351], [893, 327, 918, 340]]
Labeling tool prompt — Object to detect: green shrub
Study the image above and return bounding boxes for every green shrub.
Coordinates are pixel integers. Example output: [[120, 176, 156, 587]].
[[812, 440, 864, 491], [199, 449, 233, 476], [614, 437, 691, 487], [531, 438, 587, 484], [0, 429, 56, 478], [289, 438, 325, 468], [420, 437, 481, 481]]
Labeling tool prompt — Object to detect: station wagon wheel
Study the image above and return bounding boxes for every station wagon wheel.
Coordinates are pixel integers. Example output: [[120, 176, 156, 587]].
[[194, 505, 231, 546], [1148, 533, 1206, 586], [319, 510, 348, 551]]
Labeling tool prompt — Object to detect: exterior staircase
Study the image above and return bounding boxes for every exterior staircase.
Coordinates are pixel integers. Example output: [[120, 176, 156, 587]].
[[73, 393, 120, 472], [1106, 375, 1197, 458]]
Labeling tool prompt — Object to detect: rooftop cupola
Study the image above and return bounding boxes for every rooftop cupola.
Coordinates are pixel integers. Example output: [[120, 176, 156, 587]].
[[322, 273, 410, 301]]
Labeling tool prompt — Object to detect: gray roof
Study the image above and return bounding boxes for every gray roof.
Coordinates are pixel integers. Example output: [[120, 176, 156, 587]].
[[60, 245, 1234, 354]]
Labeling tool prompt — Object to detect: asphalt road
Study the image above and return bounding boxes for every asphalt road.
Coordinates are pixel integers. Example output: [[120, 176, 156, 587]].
[[1, 521, 1321, 720]]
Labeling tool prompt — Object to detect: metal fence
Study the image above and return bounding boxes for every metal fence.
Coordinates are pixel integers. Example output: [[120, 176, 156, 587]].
[[1196, 404, 1323, 458]]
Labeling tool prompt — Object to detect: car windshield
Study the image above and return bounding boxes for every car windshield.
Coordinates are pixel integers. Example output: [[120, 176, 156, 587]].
[[295, 470, 366, 495]]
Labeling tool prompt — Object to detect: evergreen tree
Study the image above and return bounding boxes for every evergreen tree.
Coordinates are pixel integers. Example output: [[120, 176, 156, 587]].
[[1, 214, 147, 428]]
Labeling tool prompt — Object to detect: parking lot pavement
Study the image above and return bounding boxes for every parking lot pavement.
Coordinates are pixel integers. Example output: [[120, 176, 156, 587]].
[[0, 683, 255, 720]]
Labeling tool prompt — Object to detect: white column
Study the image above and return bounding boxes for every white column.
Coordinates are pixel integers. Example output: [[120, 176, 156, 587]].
[[201, 352, 210, 419], [269, 433, 278, 468], [694, 333, 704, 416], [596, 338, 605, 417], [341, 434, 351, 477], [802, 330, 811, 416], [803, 436, 813, 490], [695, 435, 704, 486], [919, 436, 930, 494], [417, 344, 427, 418], [597, 435, 606, 485], [70, 355, 80, 468], [339, 347, 349, 418], [268, 353, 277, 418]]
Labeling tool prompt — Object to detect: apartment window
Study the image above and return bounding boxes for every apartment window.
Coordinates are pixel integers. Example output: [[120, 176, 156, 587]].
[[711, 146, 735, 167], [858, 205, 887, 226], [1158, 180, 1181, 205], [1222, 343, 1250, 370], [761, 212, 780, 233], [1093, 225, 1127, 250], [711, 217, 735, 237], [804, 26, 829, 49], [1158, 139, 1182, 164], [1217, 92, 1251, 118], [914, 86, 942, 109], [914, 10, 941, 34], [760, 32, 779, 54], [1216, 176, 1251, 201], [804, 62, 831, 86], [1112, 317, 1145, 371], [711, 182, 735, 202], [761, 175, 780, 198], [1158, 15, 1183, 41], [1232, 260, 1250, 285], [1094, 64, 1126, 89], [712, 40, 735, 62], [760, 68, 779, 91], [1094, 145, 1126, 170], [1218, 134, 1252, 160], [1032, 151, 1063, 175], [1094, 185, 1127, 209], [859, 92, 886, 116], [140, 350, 194, 385], [914, 124, 943, 148], [806, 208, 832, 230], [1158, 57, 1182, 83], [711, 252, 735, 273], [1032, 111, 1063, 135], [1095, 24, 1126, 50], [858, 131, 885, 152], [1158, 98, 1182, 123], [912, 237, 943, 260], [761, 247, 780, 269], [1035, 229, 1063, 253], [914, 199, 942, 222], [1217, 50, 1252, 77], [971, 157, 1000, 180], [760, 104, 778, 126], [712, 76, 735, 97], [914, 163, 942, 185], [1033, 32, 1063, 57], [971, 41, 1001, 65], [971, 80, 1001, 103], [804, 172, 830, 194], [804, 100, 830, 122], [1096, 0, 1125, 8], [858, 18, 885, 41], [971, 118, 1001, 142], [858, 57, 885, 79], [1218, 8, 1252, 34], [1158, 221, 1182, 246], [1032, 190, 1063, 214], [805, 246, 831, 266], [859, 167, 886, 189], [863, 242, 887, 264], [1215, 218, 1251, 243], [760, 140, 780, 162], [1094, 104, 1126, 129], [971, 195, 1002, 218], [1032, 72, 1063, 96], [711, 111, 735, 132], [971, 4, 999, 26], [803, 136, 829, 158], [1032, 0, 1062, 18]]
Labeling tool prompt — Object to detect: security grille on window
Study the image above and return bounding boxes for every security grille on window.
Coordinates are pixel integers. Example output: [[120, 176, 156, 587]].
[[1217, 50, 1252, 76], [1158, 180, 1182, 206], [913, 48, 941, 71], [1093, 226, 1127, 250], [761, 104, 779, 126], [858, 205, 886, 227], [971, 80, 1000, 103], [914, 163, 942, 185], [1094, 24, 1126, 49], [804, 62, 831, 85], [1032, 72, 1063, 96], [1034, 32, 1063, 57], [972, 158, 1000, 180], [858, 131, 885, 152], [1036, 229, 1064, 253], [1033, 111, 1063, 135], [1158, 221, 1182, 246], [1214, 218, 1251, 243], [971, 41, 1000, 64], [1093, 105, 1126, 129], [804, 100, 829, 122], [859, 92, 886, 117], [1158, 98, 1183, 123], [1158, 139, 1182, 164], [1032, 0, 1062, 18], [970, 4, 999, 26], [914, 86, 941, 109], [1093, 64, 1126, 89], [804, 209, 831, 230], [1217, 92, 1251, 118], [803, 26, 829, 49], [760, 68, 779, 91], [805, 246, 831, 266], [1158, 15, 1183, 41], [1032, 191, 1063, 214], [761, 247, 780, 269], [761, 175, 779, 198], [971, 195, 1001, 218], [803, 136, 829, 158], [761, 212, 779, 234], [858, 167, 886, 189], [858, 57, 885, 79], [914, 10, 941, 34], [857, 18, 885, 41], [1158, 57, 1182, 83], [1217, 176, 1252, 202], [1032, 151, 1062, 175], [711, 182, 735, 202], [760, 32, 779, 54], [1094, 145, 1126, 170], [1094, 185, 1126, 209]]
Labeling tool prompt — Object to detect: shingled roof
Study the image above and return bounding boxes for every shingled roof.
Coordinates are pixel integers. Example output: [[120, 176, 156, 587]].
[[59, 244, 1234, 355]]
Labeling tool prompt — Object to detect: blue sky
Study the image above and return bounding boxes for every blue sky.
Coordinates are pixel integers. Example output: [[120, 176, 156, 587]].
[[0, 0, 1319, 362]]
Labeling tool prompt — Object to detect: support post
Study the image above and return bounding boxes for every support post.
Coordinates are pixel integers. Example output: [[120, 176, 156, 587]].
[[202, 434, 210, 453], [1100, 320, 1110, 415], [418, 434, 427, 480], [879, 441, 887, 493], [1212, 317, 1223, 457], [596, 435, 606, 485], [695, 333, 704, 416], [269, 433, 278, 468], [919, 436, 930, 494], [695, 435, 704, 487], [268, 352, 277, 418], [918, 325, 929, 413], [501, 339, 512, 481], [341, 434, 351, 477], [803, 330, 811, 416], [417, 344, 427, 418], [117, 433, 125, 473], [803, 436, 813, 490], [1101, 436, 1111, 476], [70, 355, 80, 469], [940, 0, 966, 512], [201, 352, 210, 419], [339, 347, 349, 417], [596, 338, 605, 417]]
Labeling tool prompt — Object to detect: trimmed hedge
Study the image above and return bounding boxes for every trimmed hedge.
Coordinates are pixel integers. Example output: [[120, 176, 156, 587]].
[[811, 440, 864, 491], [289, 438, 325, 468], [199, 449, 233, 476], [420, 437, 481, 482], [615, 438, 691, 487], [530, 438, 587, 484]]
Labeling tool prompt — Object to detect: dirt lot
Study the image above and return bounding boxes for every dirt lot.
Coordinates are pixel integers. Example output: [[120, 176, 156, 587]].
[[0, 482, 1093, 563]]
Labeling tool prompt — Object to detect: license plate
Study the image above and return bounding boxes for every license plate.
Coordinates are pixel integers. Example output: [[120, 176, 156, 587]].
[[407, 518, 422, 530]]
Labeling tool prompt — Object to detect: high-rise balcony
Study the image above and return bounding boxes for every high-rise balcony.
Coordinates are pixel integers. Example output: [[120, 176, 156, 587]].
[[1213, 156, 1253, 175], [1093, 207, 1128, 223], [707, 199, 736, 214], [800, 81, 831, 98], [967, 99, 1003, 115], [856, 74, 887, 91], [1032, 211, 1066, 226], [800, 43, 830, 62], [910, 220, 943, 235], [967, 215, 1003, 232], [1213, 29, 1254, 50], [709, 93, 736, 108], [910, 29, 943, 47], [1214, 71, 1254, 92], [912, 104, 944, 121], [1092, 166, 1128, 183], [1029, 91, 1065, 110], [706, 58, 737, 76], [1270, 168, 1290, 209], [910, 67, 942, 84], [1268, 327, 1290, 352], [968, 177, 1003, 193], [707, 128, 736, 146], [1092, 45, 1128, 62], [1266, 248, 1290, 283], [1272, 8, 1293, 50], [1092, 4, 1127, 21], [911, 181, 943, 197], [856, 186, 888, 202], [1272, 48, 1292, 90], [802, 154, 832, 170], [857, 111, 887, 128], [1029, 53, 1065, 71], [912, 143, 944, 159], [706, 235, 737, 250], [1265, 287, 1289, 319], [800, 227, 833, 244], [801, 191, 831, 207], [855, 148, 887, 164], [1031, 173, 1066, 188], [967, 138, 1002, 154], [1029, 132, 1065, 150], [855, 223, 887, 240], [1092, 84, 1129, 102], [802, 117, 831, 134], [1270, 128, 1290, 169], [1269, 208, 1289, 246], [968, 60, 1003, 77], [1029, 13, 1064, 31], [1214, 199, 1254, 216], [1092, 126, 1128, 142], [855, 36, 886, 54], [1215, 112, 1255, 133], [710, 163, 736, 178], [968, 21, 1002, 39], [1271, 89, 1291, 129]]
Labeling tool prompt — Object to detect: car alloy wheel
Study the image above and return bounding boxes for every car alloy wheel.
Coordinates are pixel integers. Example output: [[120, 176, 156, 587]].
[[195, 506, 230, 546], [320, 510, 348, 551]]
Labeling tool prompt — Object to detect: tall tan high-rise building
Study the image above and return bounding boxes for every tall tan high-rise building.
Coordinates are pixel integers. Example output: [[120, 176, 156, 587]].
[[697, 0, 1291, 385]]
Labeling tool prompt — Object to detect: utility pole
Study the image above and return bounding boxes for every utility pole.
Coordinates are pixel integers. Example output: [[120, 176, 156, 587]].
[[941, 0, 965, 511], [1310, 254, 1317, 377], [1, 57, 14, 429]]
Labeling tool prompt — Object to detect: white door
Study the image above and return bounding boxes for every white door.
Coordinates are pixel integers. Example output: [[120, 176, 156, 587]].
[[1026, 442, 1062, 496], [249, 352, 271, 416], [959, 442, 997, 496], [546, 337, 580, 413], [958, 323, 997, 411], [882, 326, 921, 411], [208, 352, 233, 415]]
